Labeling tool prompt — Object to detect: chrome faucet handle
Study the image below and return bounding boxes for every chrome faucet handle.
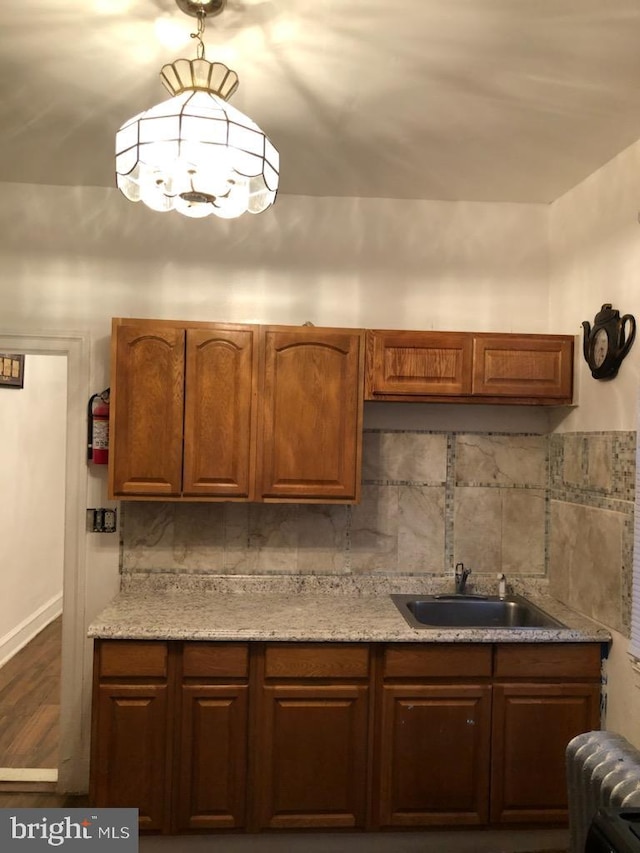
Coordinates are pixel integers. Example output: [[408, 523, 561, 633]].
[[455, 562, 471, 593], [497, 572, 507, 599]]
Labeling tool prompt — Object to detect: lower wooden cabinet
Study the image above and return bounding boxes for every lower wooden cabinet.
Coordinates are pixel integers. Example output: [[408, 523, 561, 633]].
[[93, 683, 170, 831], [255, 684, 369, 829], [90, 639, 603, 834], [377, 684, 492, 826], [90, 641, 172, 832], [490, 643, 602, 825], [174, 684, 248, 831], [490, 682, 601, 824], [253, 642, 370, 829]]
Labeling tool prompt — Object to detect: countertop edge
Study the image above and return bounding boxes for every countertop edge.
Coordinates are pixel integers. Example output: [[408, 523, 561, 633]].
[[87, 586, 612, 645]]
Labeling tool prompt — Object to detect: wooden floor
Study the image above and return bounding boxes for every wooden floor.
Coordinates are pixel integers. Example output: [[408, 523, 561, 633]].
[[0, 791, 87, 807], [0, 616, 61, 769]]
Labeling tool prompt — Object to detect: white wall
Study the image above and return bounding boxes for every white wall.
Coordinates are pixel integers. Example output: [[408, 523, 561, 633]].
[[0, 354, 66, 664], [0, 184, 550, 335], [549, 139, 640, 747], [549, 141, 640, 432]]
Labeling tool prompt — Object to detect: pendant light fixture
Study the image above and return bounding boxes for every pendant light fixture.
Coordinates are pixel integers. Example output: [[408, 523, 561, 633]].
[[115, 0, 279, 219]]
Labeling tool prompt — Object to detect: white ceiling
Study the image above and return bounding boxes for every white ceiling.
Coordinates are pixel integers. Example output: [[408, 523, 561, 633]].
[[2, 0, 640, 204]]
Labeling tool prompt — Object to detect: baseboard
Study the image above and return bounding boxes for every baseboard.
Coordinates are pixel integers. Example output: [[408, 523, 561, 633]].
[[0, 593, 63, 669], [0, 768, 58, 788]]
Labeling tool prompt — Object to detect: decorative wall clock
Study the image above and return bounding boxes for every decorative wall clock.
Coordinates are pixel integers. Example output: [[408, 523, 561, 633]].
[[582, 304, 636, 380]]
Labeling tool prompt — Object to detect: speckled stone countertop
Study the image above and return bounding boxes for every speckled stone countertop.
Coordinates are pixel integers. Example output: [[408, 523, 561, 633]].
[[87, 573, 611, 644]]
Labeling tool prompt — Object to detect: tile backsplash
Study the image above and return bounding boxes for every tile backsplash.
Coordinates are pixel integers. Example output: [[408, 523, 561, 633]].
[[549, 431, 635, 636], [120, 428, 635, 636]]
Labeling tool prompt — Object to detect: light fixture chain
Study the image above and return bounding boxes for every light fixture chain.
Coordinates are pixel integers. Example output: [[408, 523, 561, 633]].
[[190, 10, 207, 60]]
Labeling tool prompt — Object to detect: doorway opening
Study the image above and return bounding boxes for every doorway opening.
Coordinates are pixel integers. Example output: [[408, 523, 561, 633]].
[[0, 332, 89, 794], [0, 352, 66, 789]]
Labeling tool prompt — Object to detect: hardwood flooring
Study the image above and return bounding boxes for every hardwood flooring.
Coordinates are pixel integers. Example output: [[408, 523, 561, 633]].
[[0, 792, 87, 808], [0, 616, 61, 769]]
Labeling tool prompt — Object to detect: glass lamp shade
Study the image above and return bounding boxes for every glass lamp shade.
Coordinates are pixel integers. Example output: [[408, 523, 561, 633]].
[[115, 64, 279, 219]]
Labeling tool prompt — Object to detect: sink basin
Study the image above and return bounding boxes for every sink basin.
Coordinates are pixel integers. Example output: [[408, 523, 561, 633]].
[[391, 593, 565, 629]]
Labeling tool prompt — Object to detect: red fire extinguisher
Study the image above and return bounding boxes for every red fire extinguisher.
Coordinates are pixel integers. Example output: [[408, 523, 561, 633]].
[[88, 389, 110, 464]]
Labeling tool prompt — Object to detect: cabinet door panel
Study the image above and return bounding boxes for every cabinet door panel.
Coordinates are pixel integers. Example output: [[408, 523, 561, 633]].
[[491, 682, 601, 824], [258, 327, 364, 502], [183, 327, 257, 498], [365, 330, 473, 398], [110, 324, 185, 496], [472, 335, 573, 400], [175, 685, 248, 831], [255, 684, 369, 829], [377, 684, 491, 827], [93, 684, 169, 831]]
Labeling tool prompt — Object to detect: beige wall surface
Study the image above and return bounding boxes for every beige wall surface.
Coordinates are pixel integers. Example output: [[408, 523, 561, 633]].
[[549, 138, 640, 747], [549, 139, 640, 433], [0, 184, 551, 334]]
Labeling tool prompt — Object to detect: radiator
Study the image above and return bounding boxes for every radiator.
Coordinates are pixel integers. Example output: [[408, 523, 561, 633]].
[[567, 731, 640, 853]]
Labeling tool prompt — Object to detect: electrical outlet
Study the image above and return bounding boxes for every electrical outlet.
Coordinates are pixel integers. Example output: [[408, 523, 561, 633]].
[[87, 508, 117, 533]]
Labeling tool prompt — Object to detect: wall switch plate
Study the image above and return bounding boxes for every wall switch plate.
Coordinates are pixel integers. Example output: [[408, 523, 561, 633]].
[[87, 508, 117, 533]]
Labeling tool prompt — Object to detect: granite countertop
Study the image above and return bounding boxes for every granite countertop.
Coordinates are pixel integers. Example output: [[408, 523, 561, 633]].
[[88, 574, 611, 644]]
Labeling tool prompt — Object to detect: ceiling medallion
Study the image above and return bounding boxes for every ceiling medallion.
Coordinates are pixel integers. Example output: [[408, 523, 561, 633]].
[[174, 0, 226, 17], [115, 0, 278, 219]]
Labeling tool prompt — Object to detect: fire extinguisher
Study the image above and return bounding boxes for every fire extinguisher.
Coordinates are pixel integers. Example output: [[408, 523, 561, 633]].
[[88, 388, 110, 464]]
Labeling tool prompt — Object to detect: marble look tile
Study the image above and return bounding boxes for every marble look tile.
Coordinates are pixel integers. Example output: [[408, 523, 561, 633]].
[[562, 435, 584, 487], [455, 435, 547, 486], [453, 487, 544, 575], [349, 484, 399, 573], [171, 503, 225, 570], [397, 486, 446, 573], [621, 515, 634, 634], [246, 504, 300, 574], [548, 501, 571, 605], [362, 431, 447, 483], [586, 435, 613, 491], [549, 501, 623, 633], [121, 502, 176, 571], [221, 503, 255, 573], [501, 489, 545, 573], [295, 504, 349, 574], [453, 487, 501, 572]]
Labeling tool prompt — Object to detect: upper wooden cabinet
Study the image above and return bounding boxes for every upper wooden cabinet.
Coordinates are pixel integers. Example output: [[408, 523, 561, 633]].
[[472, 334, 574, 401], [258, 326, 364, 502], [109, 320, 258, 500], [109, 319, 364, 503], [365, 330, 574, 405]]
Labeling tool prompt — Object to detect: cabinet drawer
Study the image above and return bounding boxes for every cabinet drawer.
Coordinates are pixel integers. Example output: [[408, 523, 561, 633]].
[[494, 643, 602, 679], [98, 641, 168, 678], [383, 644, 492, 679], [182, 643, 249, 678], [264, 644, 369, 679]]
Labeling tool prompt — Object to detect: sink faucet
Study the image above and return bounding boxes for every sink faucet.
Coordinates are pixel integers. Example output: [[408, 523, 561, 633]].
[[455, 562, 471, 594]]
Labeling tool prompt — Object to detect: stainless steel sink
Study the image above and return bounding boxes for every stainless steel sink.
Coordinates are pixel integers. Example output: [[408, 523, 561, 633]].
[[391, 593, 565, 629]]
